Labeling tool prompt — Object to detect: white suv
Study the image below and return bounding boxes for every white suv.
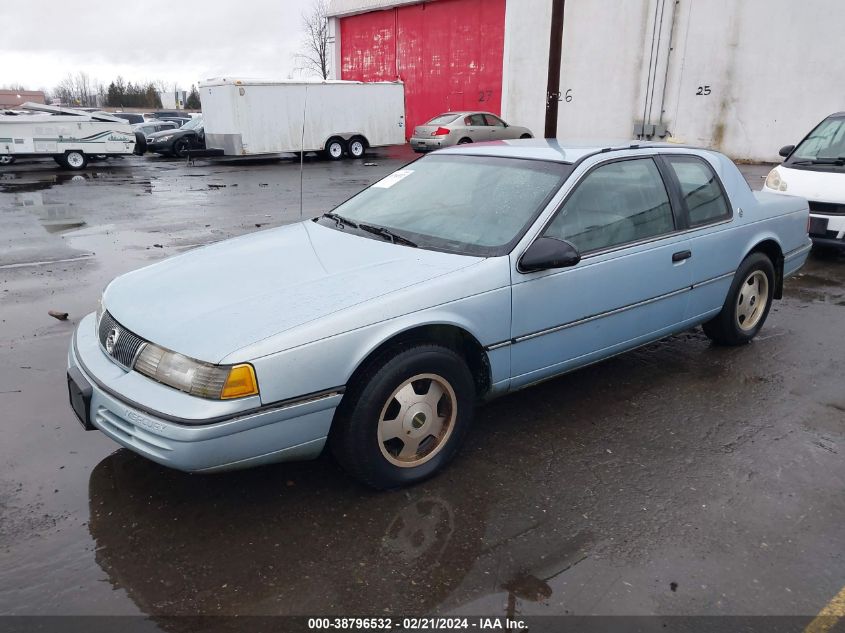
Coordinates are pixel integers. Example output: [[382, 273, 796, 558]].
[[762, 113, 845, 249]]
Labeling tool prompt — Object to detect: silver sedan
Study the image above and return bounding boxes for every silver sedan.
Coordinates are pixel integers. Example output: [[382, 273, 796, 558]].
[[410, 111, 533, 153]]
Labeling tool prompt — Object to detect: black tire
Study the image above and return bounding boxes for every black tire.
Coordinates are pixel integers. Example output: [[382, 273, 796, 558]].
[[330, 344, 475, 489], [173, 138, 190, 158], [53, 156, 64, 166], [0, 155, 14, 166], [347, 136, 366, 159], [324, 138, 346, 161], [133, 132, 146, 155], [457, 138, 472, 145], [702, 252, 775, 346], [520, 134, 532, 139], [60, 150, 88, 170]]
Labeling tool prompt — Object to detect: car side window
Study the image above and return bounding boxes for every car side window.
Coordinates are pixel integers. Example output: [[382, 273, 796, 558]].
[[484, 114, 505, 127], [664, 156, 730, 226], [468, 114, 487, 126], [543, 158, 675, 253]]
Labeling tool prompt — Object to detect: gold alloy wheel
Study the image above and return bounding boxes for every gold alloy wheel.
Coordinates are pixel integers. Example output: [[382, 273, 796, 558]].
[[735, 270, 769, 331], [377, 373, 457, 468]]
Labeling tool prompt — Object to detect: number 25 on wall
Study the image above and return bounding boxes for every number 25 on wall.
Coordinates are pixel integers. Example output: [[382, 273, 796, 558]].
[[696, 85, 712, 96]]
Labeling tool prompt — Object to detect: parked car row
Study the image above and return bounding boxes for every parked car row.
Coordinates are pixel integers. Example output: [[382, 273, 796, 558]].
[[110, 111, 193, 127]]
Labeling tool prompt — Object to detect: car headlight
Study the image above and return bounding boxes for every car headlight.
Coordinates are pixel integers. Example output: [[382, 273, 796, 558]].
[[134, 343, 259, 400], [156, 135, 172, 143], [765, 168, 788, 192]]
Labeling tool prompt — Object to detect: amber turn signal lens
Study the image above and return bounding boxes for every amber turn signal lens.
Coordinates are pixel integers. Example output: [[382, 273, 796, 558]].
[[220, 364, 259, 399]]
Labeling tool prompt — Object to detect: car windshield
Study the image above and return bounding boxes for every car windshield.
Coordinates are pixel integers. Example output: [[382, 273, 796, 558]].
[[181, 116, 203, 130], [426, 114, 460, 125], [320, 154, 571, 256], [787, 116, 845, 164]]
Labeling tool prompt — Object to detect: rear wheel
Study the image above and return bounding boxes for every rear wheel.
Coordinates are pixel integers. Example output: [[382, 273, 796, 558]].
[[520, 134, 532, 139], [61, 151, 87, 170], [330, 344, 475, 489], [702, 252, 775, 345], [457, 138, 472, 145], [348, 137, 366, 159], [324, 138, 346, 161]]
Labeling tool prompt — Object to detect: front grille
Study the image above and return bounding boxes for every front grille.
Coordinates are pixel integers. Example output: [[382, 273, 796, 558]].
[[98, 311, 147, 369], [809, 201, 845, 216]]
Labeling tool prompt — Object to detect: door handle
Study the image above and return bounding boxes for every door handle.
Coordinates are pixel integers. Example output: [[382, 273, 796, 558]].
[[672, 250, 692, 262]]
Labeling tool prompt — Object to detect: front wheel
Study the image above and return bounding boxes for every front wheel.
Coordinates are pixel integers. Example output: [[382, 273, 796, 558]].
[[702, 252, 775, 345], [173, 138, 190, 158], [330, 344, 475, 489]]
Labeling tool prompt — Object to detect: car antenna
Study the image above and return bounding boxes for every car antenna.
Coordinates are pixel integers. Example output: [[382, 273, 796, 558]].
[[299, 84, 309, 220]]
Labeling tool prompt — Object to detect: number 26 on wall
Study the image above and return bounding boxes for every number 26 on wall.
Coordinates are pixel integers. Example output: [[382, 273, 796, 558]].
[[696, 85, 712, 96]]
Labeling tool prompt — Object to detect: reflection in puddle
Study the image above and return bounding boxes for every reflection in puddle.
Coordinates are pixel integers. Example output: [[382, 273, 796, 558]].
[[0, 171, 152, 194]]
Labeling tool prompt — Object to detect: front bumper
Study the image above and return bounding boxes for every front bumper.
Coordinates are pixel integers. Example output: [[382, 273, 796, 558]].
[[145, 141, 173, 154], [809, 213, 845, 248], [67, 313, 339, 472]]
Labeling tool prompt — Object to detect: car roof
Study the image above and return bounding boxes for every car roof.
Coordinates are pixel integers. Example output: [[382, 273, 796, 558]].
[[429, 111, 498, 119], [436, 138, 709, 164]]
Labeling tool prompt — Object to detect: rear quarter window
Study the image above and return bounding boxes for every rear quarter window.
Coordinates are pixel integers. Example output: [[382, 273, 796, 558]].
[[665, 156, 731, 226]]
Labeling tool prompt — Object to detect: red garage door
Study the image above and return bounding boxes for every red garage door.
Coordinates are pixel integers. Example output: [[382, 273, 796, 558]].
[[339, 0, 506, 140]]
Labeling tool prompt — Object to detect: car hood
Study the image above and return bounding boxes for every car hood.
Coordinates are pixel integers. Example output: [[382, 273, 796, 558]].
[[104, 222, 481, 363], [777, 165, 845, 203]]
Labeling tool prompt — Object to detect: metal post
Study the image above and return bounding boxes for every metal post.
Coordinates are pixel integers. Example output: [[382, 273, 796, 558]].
[[544, 0, 566, 138]]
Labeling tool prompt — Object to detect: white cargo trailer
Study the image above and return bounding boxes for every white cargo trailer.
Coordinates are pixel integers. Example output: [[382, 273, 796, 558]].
[[0, 103, 136, 170], [198, 78, 405, 159]]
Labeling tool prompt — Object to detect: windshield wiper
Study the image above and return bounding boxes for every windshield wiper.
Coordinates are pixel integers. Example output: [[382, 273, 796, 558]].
[[357, 223, 418, 248], [790, 157, 845, 165], [321, 212, 360, 229]]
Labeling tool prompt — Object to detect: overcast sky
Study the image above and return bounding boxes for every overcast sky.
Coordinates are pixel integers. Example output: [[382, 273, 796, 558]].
[[1, 0, 316, 93]]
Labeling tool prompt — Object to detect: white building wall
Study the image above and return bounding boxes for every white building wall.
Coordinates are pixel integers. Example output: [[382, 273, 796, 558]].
[[553, 0, 655, 142], [660, 0, 845, 160], [500, 0, 552, 139], [329, 0, 845, 161]]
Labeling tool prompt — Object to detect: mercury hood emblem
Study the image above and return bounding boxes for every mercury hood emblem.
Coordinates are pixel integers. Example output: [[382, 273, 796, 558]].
[[105, 328, 120, 354]]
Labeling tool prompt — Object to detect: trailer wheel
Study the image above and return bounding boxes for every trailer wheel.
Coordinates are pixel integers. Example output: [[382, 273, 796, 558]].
[[61, 151, 88, 170], [348, 137, 366, 159], [324, 138, 346, 161]]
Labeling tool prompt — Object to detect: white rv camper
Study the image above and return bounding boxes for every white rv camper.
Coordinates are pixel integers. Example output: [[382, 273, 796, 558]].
[[0, 103, 136, 170], [199, 79, 405, 159]]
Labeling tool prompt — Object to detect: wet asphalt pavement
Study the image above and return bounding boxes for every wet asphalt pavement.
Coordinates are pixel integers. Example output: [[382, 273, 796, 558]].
[[0, 149, 843, 624]]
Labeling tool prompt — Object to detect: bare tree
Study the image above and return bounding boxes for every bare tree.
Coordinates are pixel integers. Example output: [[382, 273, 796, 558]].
[[296, 0, 330, 80]]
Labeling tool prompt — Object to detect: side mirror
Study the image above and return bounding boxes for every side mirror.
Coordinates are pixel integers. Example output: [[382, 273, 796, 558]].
[[779, 145, 795, 158], [519, 237, 581, 273]]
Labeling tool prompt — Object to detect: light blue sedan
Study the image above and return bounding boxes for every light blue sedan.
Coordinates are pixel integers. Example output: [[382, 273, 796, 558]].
[[67, 140, 811, 488]]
